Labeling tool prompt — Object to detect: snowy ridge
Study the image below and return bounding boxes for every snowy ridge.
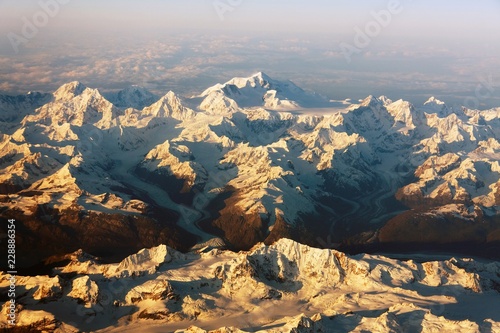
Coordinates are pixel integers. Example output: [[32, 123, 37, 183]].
[[1, 239, 498, 332]]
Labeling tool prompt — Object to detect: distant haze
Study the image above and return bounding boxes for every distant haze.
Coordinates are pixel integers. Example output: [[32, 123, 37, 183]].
[[1, 0, 499, 108]]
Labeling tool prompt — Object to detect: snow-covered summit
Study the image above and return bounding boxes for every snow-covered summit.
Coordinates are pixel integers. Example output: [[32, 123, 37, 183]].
[[378, 95, 393, 106], [201, 72, 274, 95], [200, 72, 330, 109], [359, 95, 381, 107], [53, 81, 87, 101], [425, 96, 446, 106], [142, 91, 195, 120], [226, 71, 273, 89], [423, 96, 452, 116], [386, 99, 418, 129]]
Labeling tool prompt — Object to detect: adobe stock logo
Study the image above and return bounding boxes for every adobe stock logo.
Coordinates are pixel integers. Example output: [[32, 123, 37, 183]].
[[339, 0, 405, 63], [7, 0, 70, 54], [213, 0, 244, 21], [464, 75, 495, 110]]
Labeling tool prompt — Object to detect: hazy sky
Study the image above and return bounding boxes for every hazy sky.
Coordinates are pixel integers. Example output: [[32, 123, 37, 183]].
[[1, 0, 500, 107], [2, 0, 499, 36]]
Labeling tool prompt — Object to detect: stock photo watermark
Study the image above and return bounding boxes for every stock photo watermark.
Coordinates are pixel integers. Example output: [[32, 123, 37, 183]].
[[464, 75, 495, 110], [339, 0, 406, 63], [7, 0, 70, 54], [213, 0, 244, 21], [6, 219, 17, 326]]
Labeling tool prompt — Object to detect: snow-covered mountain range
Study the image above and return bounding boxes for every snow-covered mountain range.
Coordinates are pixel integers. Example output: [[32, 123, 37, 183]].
[[1, 72, 500, 332], [1, 72, 500, 266], [1, 239, 498, 332]]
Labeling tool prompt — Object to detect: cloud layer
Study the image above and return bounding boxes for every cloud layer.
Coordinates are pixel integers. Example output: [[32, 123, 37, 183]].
[[0, 1, 499, 108]]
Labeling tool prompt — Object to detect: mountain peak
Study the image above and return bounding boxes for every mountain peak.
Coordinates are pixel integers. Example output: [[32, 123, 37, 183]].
[[163, 90, 177, 99], [155, 91, 180, 105], [201, 72, 330, 109], [251, 71, 271, 81], [424, 96, 446, 106], [423, 96, 451, 116], [54, 81, 87, 100], [142, 90, 195, 120], [225, 72, 273, 90], [378, 95, 393, 106], [360, 95, 380, 107]]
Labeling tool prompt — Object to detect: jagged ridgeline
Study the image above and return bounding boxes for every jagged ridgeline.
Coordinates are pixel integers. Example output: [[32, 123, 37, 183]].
[[1, 73, 500, 267]]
